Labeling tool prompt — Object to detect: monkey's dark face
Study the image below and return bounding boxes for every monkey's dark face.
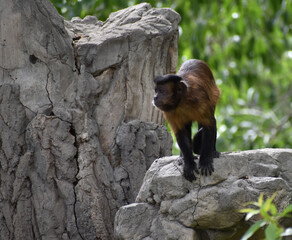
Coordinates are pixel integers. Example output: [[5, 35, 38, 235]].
[[153, 82, 182, 112]]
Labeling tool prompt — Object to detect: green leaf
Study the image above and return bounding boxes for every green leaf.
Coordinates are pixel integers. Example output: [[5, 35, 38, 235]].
[[269, 203, 278, 216], [279, 204, 292, 218], [240, 220, 267, 240], [258, 193, 264, 206], [260, 205, 270, 221], [260, 193, 277, 221], [242, 201, 260, 207], [281, 228, 292, 237], [239, 208, 258, 214], [263, 195, 274, 213], [265, 223, 280, 240]]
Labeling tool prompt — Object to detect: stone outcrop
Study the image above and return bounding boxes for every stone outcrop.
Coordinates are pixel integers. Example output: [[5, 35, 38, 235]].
[[0, 1, 179, 239], [115, 149, 292, 240], [3, 2, 290, 240]]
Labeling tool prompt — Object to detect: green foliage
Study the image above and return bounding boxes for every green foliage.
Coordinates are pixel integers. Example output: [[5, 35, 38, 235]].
[[50, 0, 292, 152], [50, 0, 128, 20], [240, 193, 292, 240], [169, 0, 292, 152]]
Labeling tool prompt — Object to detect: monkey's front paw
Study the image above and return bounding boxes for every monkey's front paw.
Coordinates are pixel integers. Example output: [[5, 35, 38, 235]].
[[183, 169, 196, 182], [199, 157, 214, 176], [183, 163, 199, 182]]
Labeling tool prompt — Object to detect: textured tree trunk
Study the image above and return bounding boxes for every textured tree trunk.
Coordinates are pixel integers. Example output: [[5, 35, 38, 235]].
[[0, 1, 180, 239]]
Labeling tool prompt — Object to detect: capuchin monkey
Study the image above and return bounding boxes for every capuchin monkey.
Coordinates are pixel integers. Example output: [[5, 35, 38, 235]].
[[153, 59, 220, 181]]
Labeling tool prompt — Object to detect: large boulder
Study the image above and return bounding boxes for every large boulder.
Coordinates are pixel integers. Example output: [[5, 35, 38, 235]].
[[0, 1, 179, 239], [115, 149, 292, 240]]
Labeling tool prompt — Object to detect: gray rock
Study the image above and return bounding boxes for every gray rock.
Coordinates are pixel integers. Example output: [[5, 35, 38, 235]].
[[0, 1, 177, 239], [115, 149, 292, 240], [115, 203, 157, 240], [115, 120, 172, 203]]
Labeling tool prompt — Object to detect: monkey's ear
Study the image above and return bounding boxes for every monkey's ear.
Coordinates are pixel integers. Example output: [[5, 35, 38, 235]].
[[167, 74, 183, 83], [154, 74, 182, 84], [154, 76, 165, 84], [177, 80, 187, 93]]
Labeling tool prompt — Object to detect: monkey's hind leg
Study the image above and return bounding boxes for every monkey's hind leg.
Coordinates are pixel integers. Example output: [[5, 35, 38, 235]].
[[193, 124, 203, 155], [198, 123, 218, 176], [194, 124, 220, 158], [212, 119, 220, 159]]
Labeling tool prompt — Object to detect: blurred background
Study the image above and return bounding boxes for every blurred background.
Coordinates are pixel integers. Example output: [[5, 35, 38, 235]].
[[50, 0, 292, 153]]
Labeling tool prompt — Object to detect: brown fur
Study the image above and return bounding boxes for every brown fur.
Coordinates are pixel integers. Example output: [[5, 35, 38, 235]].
[[163, 60, 220, 134]]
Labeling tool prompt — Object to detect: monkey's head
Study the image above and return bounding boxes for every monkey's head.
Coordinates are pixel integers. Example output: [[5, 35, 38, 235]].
[[153, 74, 187, 112]]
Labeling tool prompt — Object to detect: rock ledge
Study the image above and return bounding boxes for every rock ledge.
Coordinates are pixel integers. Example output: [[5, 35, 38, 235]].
[[115, 149, 292, 240]]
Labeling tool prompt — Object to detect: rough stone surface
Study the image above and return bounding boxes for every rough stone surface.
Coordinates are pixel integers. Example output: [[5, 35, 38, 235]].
[[0, 1, 178, 239], [115, 149, 292, 240]]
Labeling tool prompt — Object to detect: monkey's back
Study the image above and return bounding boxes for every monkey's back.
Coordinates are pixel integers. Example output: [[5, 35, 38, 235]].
[[177, 59, 220, 107]]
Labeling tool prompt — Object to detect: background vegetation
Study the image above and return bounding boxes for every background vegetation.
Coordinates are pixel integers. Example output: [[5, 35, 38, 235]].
[[50, 0, 292, 153]]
